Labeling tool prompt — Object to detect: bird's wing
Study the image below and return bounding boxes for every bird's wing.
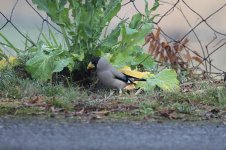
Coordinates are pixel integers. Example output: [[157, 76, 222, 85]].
[[110, 67, 132, 83]]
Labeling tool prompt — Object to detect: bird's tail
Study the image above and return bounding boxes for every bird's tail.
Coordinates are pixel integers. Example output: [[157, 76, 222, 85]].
[[124, 73, 147, 82], [134, 78, 146, 81], [128, 78, 146, 84]]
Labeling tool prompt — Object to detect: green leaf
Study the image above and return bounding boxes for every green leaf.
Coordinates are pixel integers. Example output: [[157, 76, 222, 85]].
[[129, 13, 143, 29], [150, 69, 179, 91], [101, 29, 120, 48], [71, 51, 84, 61], [137, 69, 179, 91], [25, 42, 74, 81], [110, 46, 155, 70], [111, 53, 134, 69], [121, 23, 153, 47], [49, 29, 59, 47], [41, 33, 52, 47], [144, 0, 149, 16], [100, 21, 124, 48], [104, 0, 121, 23], [144, 0, 159, 16], [133, 53, 156, 69], [53, 57, 74, 73], [151, 0, 159, 12], [32, 0, 71, 27], [101, 53, 113, 62], [26, 50, 54, 81], [126, 27, 138, 35]]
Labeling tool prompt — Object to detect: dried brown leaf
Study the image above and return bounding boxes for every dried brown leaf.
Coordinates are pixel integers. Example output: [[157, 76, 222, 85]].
[[121, 104, 140, 110], [24, 95, 46, 107], [181, 38, 189, 46], [90, 114, 103, 120], [159, 50, 165, 62], [155, 27, 161, 40], [144, 27, 203, 75], [143, 33, 153, 46], [159, 109, 177, 119], [148, 40, 156, 54], [74, 108, 85, 116], [92, 110, 110, 116], [161, 42, 169, 49], [191, 56, 203, 64], [29, 95, 44, 104], [153, 48, 160, 59], [184, 51, 192, 62]]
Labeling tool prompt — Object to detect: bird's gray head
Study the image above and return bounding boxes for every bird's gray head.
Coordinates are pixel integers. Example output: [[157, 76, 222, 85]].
[[96, 57, 110, 71], [87, 57, 110, 71]]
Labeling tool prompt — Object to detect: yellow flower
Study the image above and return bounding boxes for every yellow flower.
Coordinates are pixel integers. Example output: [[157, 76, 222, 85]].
[[8, 57, 17, 65], [0, 60, 7, 70], [0, 57, 17, 70]]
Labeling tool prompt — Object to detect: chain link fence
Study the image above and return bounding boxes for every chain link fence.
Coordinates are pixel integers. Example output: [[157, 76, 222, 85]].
[[0, 0, 226, 81]]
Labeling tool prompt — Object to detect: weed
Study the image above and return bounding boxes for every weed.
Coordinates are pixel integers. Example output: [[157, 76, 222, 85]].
[[0, 69, 88, 106], [0, 68, 225, 121]]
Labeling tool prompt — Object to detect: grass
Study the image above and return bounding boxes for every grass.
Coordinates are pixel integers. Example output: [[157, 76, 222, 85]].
[[0, 68, 226, 121]]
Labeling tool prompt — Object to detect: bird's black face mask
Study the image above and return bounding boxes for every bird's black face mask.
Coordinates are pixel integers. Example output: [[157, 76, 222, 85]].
[[87, 57, 100, 70]]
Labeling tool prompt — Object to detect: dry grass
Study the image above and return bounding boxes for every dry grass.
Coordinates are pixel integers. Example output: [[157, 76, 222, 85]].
[[0, 68, 226, 121]]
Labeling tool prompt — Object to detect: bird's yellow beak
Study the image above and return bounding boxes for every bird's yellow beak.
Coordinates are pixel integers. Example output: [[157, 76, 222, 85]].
[[87, 62, 95, 70]]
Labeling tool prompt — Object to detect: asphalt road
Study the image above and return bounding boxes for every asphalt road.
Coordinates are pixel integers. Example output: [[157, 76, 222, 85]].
[[0, 117, 226, 150]]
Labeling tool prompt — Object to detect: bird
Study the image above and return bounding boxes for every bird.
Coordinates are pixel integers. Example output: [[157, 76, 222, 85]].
[[87, 57, 146, 91]]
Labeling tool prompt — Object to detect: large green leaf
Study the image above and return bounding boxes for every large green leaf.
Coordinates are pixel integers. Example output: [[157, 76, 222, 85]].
[[137, 69, 179, 91], [26, 52, 74, 81], [104, 0, 121, 23], [26, 50, 54, 81], [149, 69, 179, 91], [32, 0, 71, 27], [25, 42, 74, 81], [111, 53, 134, 69], [111, 51, 155, 70]]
